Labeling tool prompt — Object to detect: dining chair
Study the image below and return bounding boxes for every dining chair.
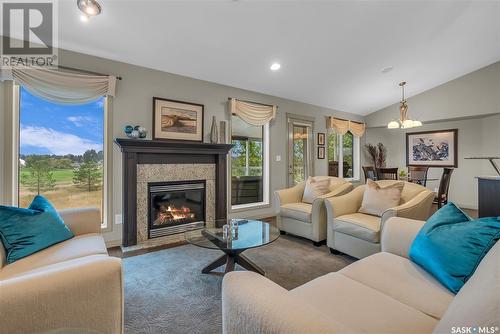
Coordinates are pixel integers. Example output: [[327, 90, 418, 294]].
[[408, 166, 429, 186], [362, 166, 377, 182], [376, 167, 399, 180], [434, 168, 454, 208]]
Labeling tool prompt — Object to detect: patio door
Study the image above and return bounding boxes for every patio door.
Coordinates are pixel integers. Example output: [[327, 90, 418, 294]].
[[287, 115, 314, 187]]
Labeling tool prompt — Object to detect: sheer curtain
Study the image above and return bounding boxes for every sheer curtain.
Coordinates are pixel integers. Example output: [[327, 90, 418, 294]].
[[6, 67, 116, 104]]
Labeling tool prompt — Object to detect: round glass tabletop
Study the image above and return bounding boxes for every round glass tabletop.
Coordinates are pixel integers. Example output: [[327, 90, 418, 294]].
[[184, 219, 280, 251]]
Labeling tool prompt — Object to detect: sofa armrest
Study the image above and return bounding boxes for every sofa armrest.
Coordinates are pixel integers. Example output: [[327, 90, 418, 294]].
[[0, 255, 123, 334], [59, 207, 102, 235], [274, 182, 306, 209], [381, 190, 434, 226], [381, 217, 425, 258], [324, 185, 365, 219], [222, 271, 346, 334]]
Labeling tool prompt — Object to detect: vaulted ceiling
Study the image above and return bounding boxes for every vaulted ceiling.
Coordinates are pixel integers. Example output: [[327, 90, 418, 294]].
[[57, 1, 500, 115]]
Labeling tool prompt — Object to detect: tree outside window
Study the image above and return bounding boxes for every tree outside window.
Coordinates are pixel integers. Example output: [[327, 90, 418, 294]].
[[18, 87, 105, 215]]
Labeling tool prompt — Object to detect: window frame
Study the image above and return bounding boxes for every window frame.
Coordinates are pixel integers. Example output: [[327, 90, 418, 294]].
[[229, 117, 270, 212], [12, 83, 113, 231], [328, 130, 360, 181]]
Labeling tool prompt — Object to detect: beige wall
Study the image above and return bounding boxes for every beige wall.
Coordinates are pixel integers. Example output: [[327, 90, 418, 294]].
[[364, 61, 500, 209], [365, 114, 500, 209], [0, 81, 4, 203], [0, 48, 362, 244], [365, 62, 500, 127]]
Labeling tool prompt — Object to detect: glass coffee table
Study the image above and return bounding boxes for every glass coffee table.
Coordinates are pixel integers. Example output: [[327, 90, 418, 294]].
[[184, 219, 280, 275]]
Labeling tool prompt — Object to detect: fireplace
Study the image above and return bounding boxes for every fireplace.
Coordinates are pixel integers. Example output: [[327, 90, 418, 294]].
[[148, 180, 206, 238]]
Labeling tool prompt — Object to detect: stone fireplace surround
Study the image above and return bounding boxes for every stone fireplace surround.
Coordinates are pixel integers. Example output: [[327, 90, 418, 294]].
[[114, 139, 232, 250], [137, 163, 215, 248]]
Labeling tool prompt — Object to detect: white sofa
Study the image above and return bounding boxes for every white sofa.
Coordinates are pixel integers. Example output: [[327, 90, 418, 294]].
[[222, 217, 499, 334], [0, 208, 123, 334], [275, 177, 353, 245], [325, 180, 434, 259]]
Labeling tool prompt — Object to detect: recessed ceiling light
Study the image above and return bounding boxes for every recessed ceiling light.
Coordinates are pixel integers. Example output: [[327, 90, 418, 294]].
[[80, 14, 90, 22], [381, 66, 394, 74], [270, 63, 281, 71]]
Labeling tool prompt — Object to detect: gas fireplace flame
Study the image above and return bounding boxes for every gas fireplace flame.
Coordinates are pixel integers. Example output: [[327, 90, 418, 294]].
[[154, 204, 196, 226]]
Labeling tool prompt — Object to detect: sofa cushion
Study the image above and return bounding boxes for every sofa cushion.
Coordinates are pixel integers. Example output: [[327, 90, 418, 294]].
[[0, 196, 74, 264], [290, 272, 438, 334], [280, 202, 312, 222], [334, 213, 381, 242], [359, 179, 404, 216], [0, 233, 107, 279], [410, 202, 500, 293], [339, 252, 454, 319], [302, 177, 330, 204], [433, 241, 500, 333]]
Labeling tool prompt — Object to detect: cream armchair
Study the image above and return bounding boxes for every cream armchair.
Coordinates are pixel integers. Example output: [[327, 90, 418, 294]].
[[325, 180, 434, 259], [0, 208, 123, 334], [275, 177, 353, 246]]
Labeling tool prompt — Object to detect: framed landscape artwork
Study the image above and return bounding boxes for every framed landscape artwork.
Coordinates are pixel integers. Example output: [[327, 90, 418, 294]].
[[153, 97, 204, 142], [406, 129, 458, 167]]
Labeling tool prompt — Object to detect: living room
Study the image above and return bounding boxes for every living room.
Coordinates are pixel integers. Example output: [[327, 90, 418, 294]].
[[0, 1, 499, 333]]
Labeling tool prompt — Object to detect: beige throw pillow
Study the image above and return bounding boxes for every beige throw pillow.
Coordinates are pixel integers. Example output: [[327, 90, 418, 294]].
[[358, 179, 404, 217], [302, 177, 330, 204]]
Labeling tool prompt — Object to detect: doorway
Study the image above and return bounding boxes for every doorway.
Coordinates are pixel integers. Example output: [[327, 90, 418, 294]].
[[287, 115, 314, 187]]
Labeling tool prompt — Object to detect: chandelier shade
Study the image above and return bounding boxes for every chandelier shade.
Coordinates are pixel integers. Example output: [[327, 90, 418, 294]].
[[387, 81, 422, 129]]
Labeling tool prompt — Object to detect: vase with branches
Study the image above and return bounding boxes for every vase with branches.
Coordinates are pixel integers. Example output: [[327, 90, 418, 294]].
[[365, 143, 387, 168]]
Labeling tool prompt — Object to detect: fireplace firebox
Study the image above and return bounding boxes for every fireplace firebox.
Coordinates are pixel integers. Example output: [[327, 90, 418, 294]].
[[148, 180, 206, 238]]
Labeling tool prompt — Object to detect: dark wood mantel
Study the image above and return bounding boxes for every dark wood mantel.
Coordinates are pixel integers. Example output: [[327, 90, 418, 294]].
[[114, 138, 232, 247]]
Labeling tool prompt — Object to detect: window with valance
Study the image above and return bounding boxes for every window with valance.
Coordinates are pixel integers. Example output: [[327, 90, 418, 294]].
[[229, 98, 276, 209]]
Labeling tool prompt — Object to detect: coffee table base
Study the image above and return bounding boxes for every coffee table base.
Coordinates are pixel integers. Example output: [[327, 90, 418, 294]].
[[202, 251, 265, 275]]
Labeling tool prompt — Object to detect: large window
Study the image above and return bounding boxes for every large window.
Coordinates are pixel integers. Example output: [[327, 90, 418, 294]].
[[231, 115, 269, 208], [327, 130, 360, 180], [18, 87, 106, 223]]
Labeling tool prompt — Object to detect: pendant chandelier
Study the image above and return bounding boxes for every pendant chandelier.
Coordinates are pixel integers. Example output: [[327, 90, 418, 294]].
[[387, 81, 422, 129]]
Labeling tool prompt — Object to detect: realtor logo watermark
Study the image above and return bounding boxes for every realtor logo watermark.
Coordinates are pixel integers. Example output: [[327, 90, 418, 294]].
[[451, 326, 499, 334], [1, 0, 58, 68]]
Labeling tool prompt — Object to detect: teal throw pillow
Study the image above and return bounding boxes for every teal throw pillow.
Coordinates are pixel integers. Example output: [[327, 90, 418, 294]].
[[0, 195, 74, 264], [409, 202, 500, 294]]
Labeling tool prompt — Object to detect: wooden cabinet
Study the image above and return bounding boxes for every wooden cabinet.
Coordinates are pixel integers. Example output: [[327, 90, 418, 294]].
[[477, 177, 500, 218]]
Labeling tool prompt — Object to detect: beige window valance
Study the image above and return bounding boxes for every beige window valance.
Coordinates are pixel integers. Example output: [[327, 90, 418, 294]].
[[5, 67, 116, 104], [328, 117, 366, 137], [229, 98, 277, 126]]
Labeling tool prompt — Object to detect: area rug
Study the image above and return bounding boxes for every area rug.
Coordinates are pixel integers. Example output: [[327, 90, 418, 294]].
[[123, 235, 355, 334]]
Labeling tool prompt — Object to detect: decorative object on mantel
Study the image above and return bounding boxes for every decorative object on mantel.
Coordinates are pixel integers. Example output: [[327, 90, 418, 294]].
[[124, 125, 147, 139], [406, 129, 458, 167], [228, 97, 277, 126], [328, 117, 365, 136], [365, 143, 387, 168], [210, 116, 218, 144], [387, 81, 423, 129], [153, 97, 204, 142], [317, 133, 325, 146], [219, 120, 228, 144], [465, 157, 500, 176], [317, 146, 325, 159]]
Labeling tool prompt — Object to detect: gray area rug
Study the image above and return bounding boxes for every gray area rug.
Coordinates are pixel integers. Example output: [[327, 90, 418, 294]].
[[123, 235, 355, 334]]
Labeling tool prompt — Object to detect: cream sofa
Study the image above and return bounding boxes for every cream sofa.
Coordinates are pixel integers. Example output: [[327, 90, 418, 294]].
[[325, 180, 434, 258], [0, 208, 123, 334], [222, 217, 500, 334], [275, 177, 353, 245]]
